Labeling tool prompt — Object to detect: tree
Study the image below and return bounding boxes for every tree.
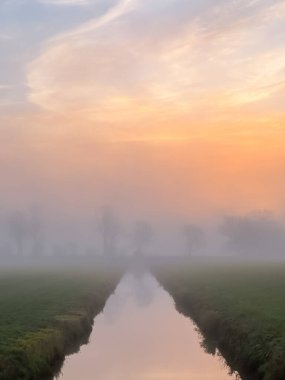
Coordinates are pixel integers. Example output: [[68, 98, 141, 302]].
[[221, 211, 285, 257], [183, 224, 204, 256], [7, 211, 27, 256], [132, 221, 153, 257], [29, 205, 45, 257], [99, 207, 120, 257]]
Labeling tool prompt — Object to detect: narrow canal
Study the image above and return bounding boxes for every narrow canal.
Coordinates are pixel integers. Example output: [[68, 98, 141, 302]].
[[56, 273, 241, 380]]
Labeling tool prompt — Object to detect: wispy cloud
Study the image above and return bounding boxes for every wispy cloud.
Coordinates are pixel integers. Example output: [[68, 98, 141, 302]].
[[38, 0, 90, 5], [1, 0, 91, 6], [0, 84, 13, 90], [26, 0, 285, 128], [50, 0, 136, 40], [3, 0, 285, 221], [0, 33, 14, 40]]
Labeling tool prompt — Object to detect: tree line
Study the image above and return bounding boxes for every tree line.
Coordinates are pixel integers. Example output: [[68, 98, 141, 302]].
[[0, 206, 284, 259]]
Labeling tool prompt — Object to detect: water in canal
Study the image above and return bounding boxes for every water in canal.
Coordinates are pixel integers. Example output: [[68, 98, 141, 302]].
[[56, 273, 240, 380]]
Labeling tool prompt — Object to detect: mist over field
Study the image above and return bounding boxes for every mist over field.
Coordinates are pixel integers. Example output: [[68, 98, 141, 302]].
[[1, 204, 285, 260], [1, 1, 285, 380]]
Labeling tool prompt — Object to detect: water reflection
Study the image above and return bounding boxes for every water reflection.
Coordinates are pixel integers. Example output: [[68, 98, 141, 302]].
[[56, 273, 240, 380]]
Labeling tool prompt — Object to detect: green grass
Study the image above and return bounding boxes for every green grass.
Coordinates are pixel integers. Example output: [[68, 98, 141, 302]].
[[154, 261, 285, 380], [0, 265, 122, 380]]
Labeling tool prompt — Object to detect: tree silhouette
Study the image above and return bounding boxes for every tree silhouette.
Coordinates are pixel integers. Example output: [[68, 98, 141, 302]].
[[221, 211, 285, 257], [8, 211, 27, 256], [99, 207, 120, 257], [29, 206, 45, 257], [183, 224, 204, 256]]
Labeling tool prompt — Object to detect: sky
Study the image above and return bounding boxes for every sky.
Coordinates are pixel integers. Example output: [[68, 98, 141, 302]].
[[1, 0, 285, 221]]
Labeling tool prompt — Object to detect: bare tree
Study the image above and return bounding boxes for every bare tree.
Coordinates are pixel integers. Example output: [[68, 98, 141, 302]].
[[29, 205, 45, 257], [132, 221, 154, 257], [221, 211, 285, 257], [183, 224, 204, 256], [7, 211, 27, 256], [99, 207, 120, 257]]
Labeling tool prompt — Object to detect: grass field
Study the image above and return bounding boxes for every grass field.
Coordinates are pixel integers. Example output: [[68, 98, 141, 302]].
[[0, 264, 123, 380], [154, 261, 285, 380]]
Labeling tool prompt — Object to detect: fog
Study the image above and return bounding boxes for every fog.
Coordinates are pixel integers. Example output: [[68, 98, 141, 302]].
[[1, 202, 284, 262]]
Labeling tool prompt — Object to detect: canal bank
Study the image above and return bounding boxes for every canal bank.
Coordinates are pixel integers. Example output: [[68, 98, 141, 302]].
[[154, 263, 285, 380], [0, 267, 122, 380]]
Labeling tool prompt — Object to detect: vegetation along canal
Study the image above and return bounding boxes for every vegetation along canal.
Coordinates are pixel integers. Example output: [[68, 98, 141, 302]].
[[56, 272, 241, 380]]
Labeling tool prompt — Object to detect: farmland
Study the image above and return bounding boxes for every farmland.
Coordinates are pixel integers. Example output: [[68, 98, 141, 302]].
[[0, 264, 122, 380], [154, 261, 285, 380]]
